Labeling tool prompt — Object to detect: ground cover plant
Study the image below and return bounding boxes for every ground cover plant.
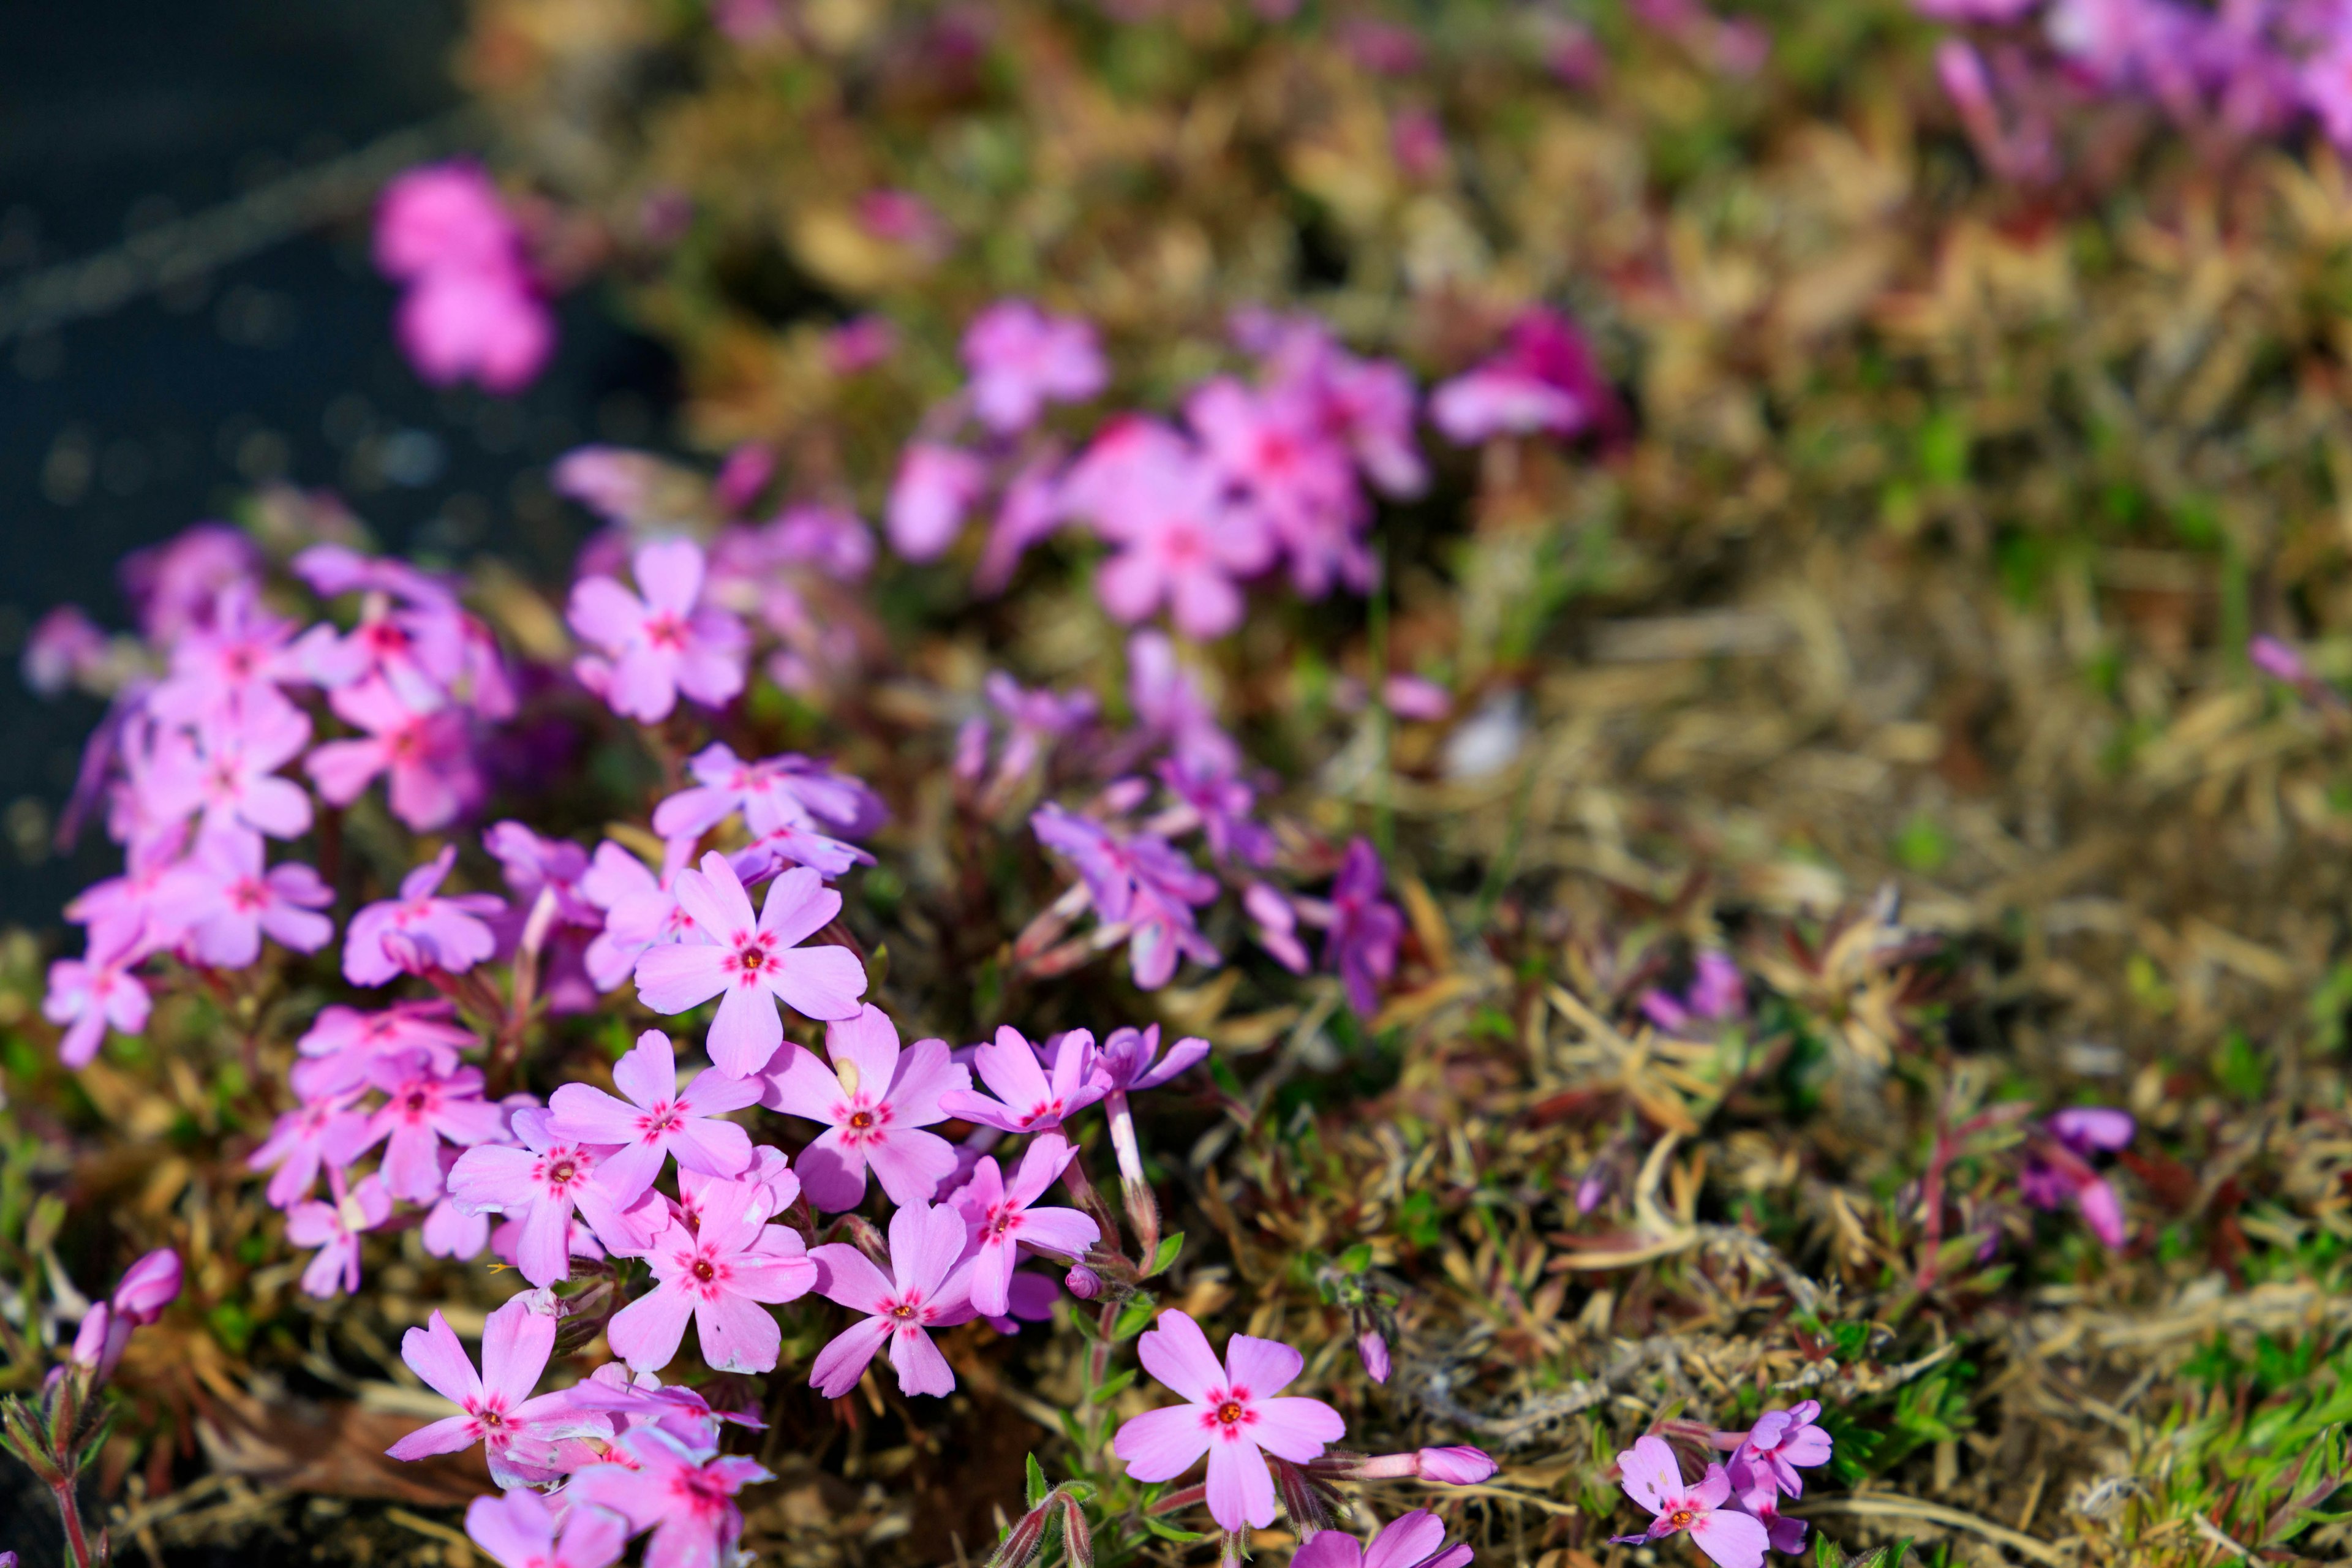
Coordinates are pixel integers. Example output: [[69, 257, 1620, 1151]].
[[9, 1, 2352, 1566]]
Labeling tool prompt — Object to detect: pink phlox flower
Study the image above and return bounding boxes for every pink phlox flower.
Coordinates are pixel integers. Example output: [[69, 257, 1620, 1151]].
[[344, 845, 506, 986], [181, 826, 334, 968], [606, 1173, 818, 1375], [386, 244, 552, 394], [564, 1426, 772, 1568], [562, 1363, 767, 1449], [1608, 1435, 1770, 1568], [306, 676, 484, 831], [1639, 950, 1746, 1037], [292, 542, 457, 609], [292, 1000, 475, 1099], [249, 1089, 371, 1209], [2020, 1106, 2135, 1248], [149, 701, 315, 841], [145, 582, 313, 726], [377, 161, 529, 280], [423, 1155, 494, 1260], [355, 1057, 511, 1204], [548, 1029, 760, 1207], [23, 604, 113, 698], [807, 1200, 979, 1398], [632, 856, 868, 1077], [285, 1169, 393, 1298], [885, 442, 990, 562], [1126, 630, 1240, 776], [1430, 307, 1618, 447], [581, 839, 698, 991], [1724, 1456, 1807, 1556], [1726, 1401, 1831, 1498], [976, 449, 1070, 594], [826, 313, 897, 374], [652, 742, 884, 842], [1068, 418, 1273, 639], [1185, 375, 1371, 599], [961, 300, 1109, 434], [1295, 837, 1402, 1017], [69, 1247, 184, 1382], [757, 1003, 969, 1210], [1091, 1023, 1210, 1096], [1030, 803, 1216, 925], [66, 822, 202, 957], [1265, 325, 1427, 500], [569, 538, 749, 722], [385, 1297, 612, 1485], [763, 502, 876, 582], [949, 1131, 1101, 1317], [464, 1489, 629, 1568], [485, 820, 602, 929], [119, 524, 262, 645], [1153, 755, 1274, 866], [43, 923, 153, 1069], [1111, 1308, 1348, 1531], [725, 818, 876, 883], [940, 1026, 1106, 1133], [447, 1107, 640, 1287], [1292, 1512, 1474, 1568], [1245, 880, 1311, 974]]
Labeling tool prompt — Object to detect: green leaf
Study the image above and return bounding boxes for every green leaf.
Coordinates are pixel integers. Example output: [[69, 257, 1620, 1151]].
[[1145, 1232, 1185, 1278], [1814, 1535, 1842, 1568], [1338, 1243, 1374, 1273], [1113, 1294, 1158, 1341], [1026, 1452, 1050, 1509], [1207, 1054, 1246, 1103], [1142, 1518, 1208, 1544], [1090, 1369, 1138, 1404]]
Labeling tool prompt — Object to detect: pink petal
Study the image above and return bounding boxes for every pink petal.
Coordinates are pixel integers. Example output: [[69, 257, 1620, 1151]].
[[463, 1491, 557, 1566], [607, 1284, 696, 1375], [707, 986, 783, 1077], [1618, 1435, 1684, 1516], [809, 1242, 896, 1314], [767, 946, 869, 1023], [633, 538, 707, 617], [677, 1064, 763, 1117], [1250, 1396, 1346, 1462], [1687, 1509, 1770, 1568], [974, 1031, 1051, 1110], [611, 1031, 676, 1109], [1222, 1333, 1304, 1400], [888, 1323, 957, 1397], [826, 1005, 901, 1091], [400, 1311, 483, 1408], [386, 1412, 481, 1461], [631, 943, 729, 1014], [757, 1042, 847, 1122], [548, 1083, 644, 1145], [677, 853, 756, 939], [1291, 1537, 1364, 1568], [567, 577, 646, 653], [1138, 1310, 1227, 1404], [478, 1296, 556, 1408], [1113, 1404, 1213, 1482], [1014, 1206, 1100, 1258], [668, 1116, 754, 1179], [1205, 1439, 1277, 1531], [883, 1039, 968, 1125], [695, 1289, 782, 1374], [863, 1128, 961, 1210], [1363, 1513, 1447, 1568], [809, 1314, 892, 1398], [793, 1126, 870, 1212], [888, 1201, 970, 1297]]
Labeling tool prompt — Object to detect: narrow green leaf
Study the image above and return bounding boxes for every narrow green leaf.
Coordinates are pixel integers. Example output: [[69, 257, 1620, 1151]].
[[1114, 1294, 1157, 1341], [1145, 1232, 1185, 1278], [1143, 1518, 1208, 1544], [1090, 1369, 1138, 1404], [1026, 1452, 1050, 1509]]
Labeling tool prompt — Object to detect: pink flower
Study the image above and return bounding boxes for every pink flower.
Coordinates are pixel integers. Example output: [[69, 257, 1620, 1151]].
[[249, 1091, 369, 1208], [306, 677, 483, 831], [568, 539, 749, 722], [1727, 1401, 1831, 1498], [1414, 1447, 1498, 1485], [1127, 630, 1238, 775], [652, 743, 884, 842], [447, 1107, 639, 1286], [1608, 1436, 1769, 1568], [565, 1427, 772, 1568], [181, 828, 334, 968], [606, 1174, 818, 1375], [22, 605, 110, 697], [1293, 1512, 1472, 1568], [377, 162, 526, 281], [354, 1060, 510, 1203], [344, 846, 506, 986], [43, 927, 152, 1068], [1725, 1457, 1807, 1556], [145, 582, 312, 725], [885, 443, 990, 562], [149, 704, 314, 841], [1430, 307, 1617, 447], [548, 1030, 761, 1207], [385, 1298, 610, 1484], [631, 856, 867, 1077], [1185, 377, 1369, 599], [285, 1170, 393, 1298], [396, 266, 555, 394], [949, 1133, 1099, 1317], [1069, 420, 1272, 639], [292, 1000, 474, 1099], [1297, 837, 1402, 1017], [1112, 1309, 1348, 1531], [940, 1027, 1104, 1134], [807, 1200, 978, 1398], [464, 1490, 628, 1568], [756, 1005, 968, 1209], [2020, 1106, 2134, 1249], [69, 1247, 185, 1382], [581, 839, 697, 991], [961, 300, 1108, 434]]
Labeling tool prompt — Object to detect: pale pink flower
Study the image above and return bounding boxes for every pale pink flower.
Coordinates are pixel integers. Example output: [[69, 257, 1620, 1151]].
[[149, 704, 314, 841], [248, 1090, 369, 1209], [464, 1490, 628, 1568], [940, 1027, 1104, 1134], [755, 1005, 968, 1210], [305, 677, 483, 831], [606, 1174, 818, 1374], [181, 827, 334, 968], [580, 839, 698, 991], [69, 1248, 184, 1382], [962, 300, 1108, 434], [1068, 419, 1273, 639], [1112, 1309, 1348, 1531], [548, 1030, 761, 1207], [568, 538, 749, 723], [886, 442, 990, 561], [652, 743, 883, 841], [447, 1107, 641, 1287], [344, 846, 506, 986], [396, 266, 554, 394], [631, 856, 867, 1077], [354, 1059, 510, 1203], [1608, 1436, 1769, 1568], [1293, 1512, 1472, 1568], [948, 1133, 1099, 1317], [565, 1427, 772, 1568], [285, 1170, 393, 1298], [385, 1298, 609, 1485], [807, 1200, 978, 1398], [292, 1000, 474, 1099], [145, 582, 312, 725], [43, 927, 153, 1069]]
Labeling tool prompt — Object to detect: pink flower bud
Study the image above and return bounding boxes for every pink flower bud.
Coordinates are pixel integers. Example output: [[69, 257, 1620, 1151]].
[[1415, 1446, 1498, 1485], [70, 1303, 113, 1368], [2250, 635, 2312, 685], [1065, 1264, 1102, 1300], [1357, 1328, 1391, 1384]]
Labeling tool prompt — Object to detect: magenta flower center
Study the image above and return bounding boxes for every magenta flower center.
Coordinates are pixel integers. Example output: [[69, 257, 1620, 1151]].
[[644, 609, 688, 650]]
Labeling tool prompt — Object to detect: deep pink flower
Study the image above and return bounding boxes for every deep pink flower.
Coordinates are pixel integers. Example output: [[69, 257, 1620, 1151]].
[[285, 1169, 393, 1298], [1112, 1309, 1348, 1531], [652, 743, 883, 841], [1430, 307, 1617, 447], [886, 442, 990, 562], [949, 1133, 1099, 1317], [632, 856, 867, 1077], [181, 827, 334, 968], [1069, 420, 1273, 639], [962, 300, 1108, 434], [354, 1059, 510, 1203], [725, 818, 875, 883], [1293, 1512, 1472, 1568], [306, 677, 483, 831], [43, 927, 152, 1068], [1725, 1456, 1807, 1556], [548, 1030, 760, 1207], [807, 1200, 978, 1398], [292, 1000, 474, 1099], [756, 1005, 968, 1210], [1608, 1436, 1768, 1568], [248, 1090, 369, 1208], [464, 1490, 628, 1568], [2020, 1106, 2135, 1248], [385, 1298, 609, 1485], [1155, 755, 1274, 867], [344, 846, 505, 986], [940, 1027, 1104, 1134], [606, 1174, 818, 1374], [377, 162, 526, 281], [569, 539, 749, 722], [1297, 837, 1402, 1017], [447, 1107, 639, 1287], [396, 265, 554, 394], [1724, 1400, 1831, 1498], [565, 1427, 772, 1568], [1185, 376, 1369, 599]]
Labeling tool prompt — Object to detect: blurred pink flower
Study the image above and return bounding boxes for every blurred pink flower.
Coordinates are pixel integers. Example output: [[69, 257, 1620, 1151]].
[[962, 300, 1108, 434], [569, 538, 750, 722]]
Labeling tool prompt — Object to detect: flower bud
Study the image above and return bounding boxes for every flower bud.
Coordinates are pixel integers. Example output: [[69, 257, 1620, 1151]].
[[1356, 1329, 1390, 1384], [1065, 1264, 1102, 1300], [110, 1248, 181, 1325], [1415, 1446, 1498, 1485], [69, 1304, 112, 1369]]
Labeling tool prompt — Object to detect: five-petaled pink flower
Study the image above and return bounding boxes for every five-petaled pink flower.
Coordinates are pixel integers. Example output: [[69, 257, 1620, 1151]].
[[949, 1133, 1099, 1319], [548, 1029, 761, 1207], [447, 1107, 636, 1287], [756, 1005, 969, 1211], [386, 1297, 608, 1485], [149, 703, 314, 841], [2019, 1106, 2135, 1250], [285, 1170, 393, 1298], [344, 846, 506, 986], [463, 1489, 628, 1568], [1074, 420, 1273, 639], [568, 538, 750, 722], [808, 1200, 978, 1398], [1608, 1435, 1769, 1568], [940, 1026, 1104, 1134], [962, 300, 1108, 435], [181, 827, 334, 968], [606, 1174, 818, 1376], [565, 1427, 773, 1568], [632, 856, 868, 1077], [1112, 1308, 1347, 1531], [1293, 1512, 1474, 1568], [43, 927, 153, 1069], [1728, 1401, 1831, 1497], [355, 1059, 510, 1203]]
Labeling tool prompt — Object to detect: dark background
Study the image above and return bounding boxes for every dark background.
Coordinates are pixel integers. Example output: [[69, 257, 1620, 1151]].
[[0, 0, 671, 927]]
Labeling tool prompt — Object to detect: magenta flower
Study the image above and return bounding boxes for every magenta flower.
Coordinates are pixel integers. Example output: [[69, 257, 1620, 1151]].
[[757, 1005, 968, 1210], [1185, 375, 1369, 599], [569, 538, 749, 722], [377, 162, 526, 280], [249, 1091, 369, 1208], [464, 1490, 628, 1568], [396, 266, 554, 396], [1093, 1022, 1210, 1205], [565, 1427, 772, 1568], [182, 828, 334, 968], [354, 1060, 510, 1203], [1430, 307, 1617, 447], [285, 1170, 393, 1298], [447, 1107, 638, 1286], [886, 442, 990, 561], [652, 742, 884, 842], [1728, 1401, 1831, 1498], [606, 1175, 818, 1375], [1294, 1512, 1472, 1568], [632, 856, 868, 1076], [2020, 1106, 2135, 1249], [1608, 1436, 1769, 1568], [70, 1247, 184, 1382], [1334, 1446, 1500, 1485], [548, 1030, 760, 1207], [386, 1298, 609, 1486], [1113, 1309, 1348, 1531], [1075, 420, 1273, 639], [962, 300, 1108, 434], [807, 1200, 978, 1398], [43, 928, 153, 1068], [344, 846, 506, 986], [292, 1000, 473, 1099], [940, 1027, 1104, 1133], [306, 677, 483, 832], [1725, 1457, 1807, 1556], [1298, 837, 1403, 1017], [949, 1133, 1100, 1317], [149, 704, 314, 842]]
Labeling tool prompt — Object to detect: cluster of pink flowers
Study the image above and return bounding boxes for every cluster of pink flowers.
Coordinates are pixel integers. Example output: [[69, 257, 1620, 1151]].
[[375, 162, 555, 393], [1611, 1403, 1833, 1568]]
